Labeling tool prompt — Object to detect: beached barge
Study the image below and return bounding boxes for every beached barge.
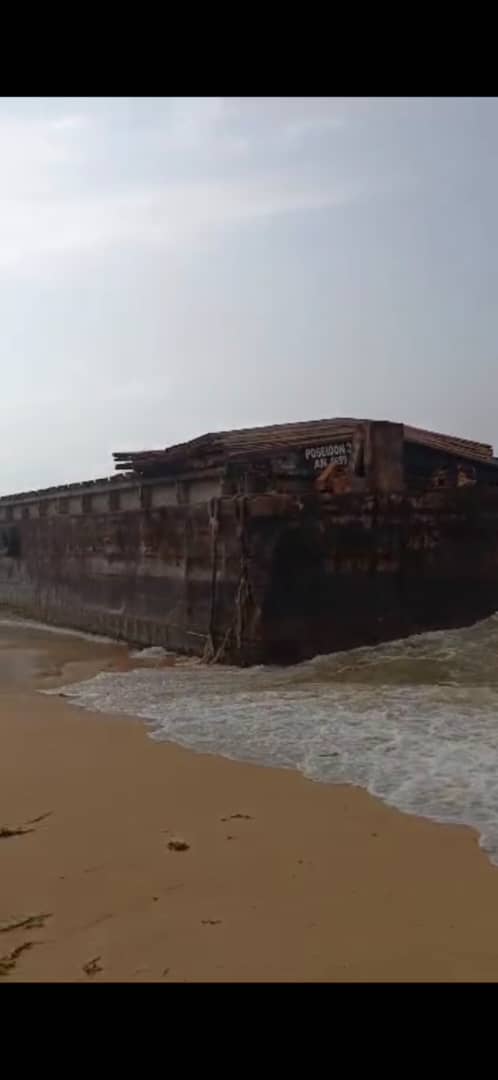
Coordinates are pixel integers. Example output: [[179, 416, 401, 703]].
[[1, 417, 498, 664]]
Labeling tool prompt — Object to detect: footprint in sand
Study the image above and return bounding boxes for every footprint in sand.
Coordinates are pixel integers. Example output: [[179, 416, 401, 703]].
[[82, 956, 103, 977], [0, 941, 35, 977], [0, 913, 52, 933]]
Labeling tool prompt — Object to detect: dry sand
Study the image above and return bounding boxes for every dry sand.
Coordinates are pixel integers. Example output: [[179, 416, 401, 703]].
[[1, 622, 498, 982]]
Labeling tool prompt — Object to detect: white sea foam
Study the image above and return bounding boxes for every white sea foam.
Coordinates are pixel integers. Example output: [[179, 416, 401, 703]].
[[43, 614, 498, 865], [129, 646, 172, 660]]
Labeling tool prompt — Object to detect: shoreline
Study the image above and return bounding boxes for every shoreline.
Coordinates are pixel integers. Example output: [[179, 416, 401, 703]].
[[49, 691, 494, 869], [2, 623, 498, 981]]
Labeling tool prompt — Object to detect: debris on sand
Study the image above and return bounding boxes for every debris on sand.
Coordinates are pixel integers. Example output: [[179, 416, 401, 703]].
[[0, 942, 34, 977], [220, 813, 253, 822], [0, 824, 34, 839], [0, 913, 52, 934], [167, 839, 190, 852], [0, 811, 52, 838], [83, 956, 103, 977], [201, 920, 221, 926]]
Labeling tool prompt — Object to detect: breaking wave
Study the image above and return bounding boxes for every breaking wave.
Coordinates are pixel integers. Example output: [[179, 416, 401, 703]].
[[45, 614, 498, 864]]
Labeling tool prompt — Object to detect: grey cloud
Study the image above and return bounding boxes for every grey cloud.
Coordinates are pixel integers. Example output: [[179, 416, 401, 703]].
[[1, 97, 497, 493]]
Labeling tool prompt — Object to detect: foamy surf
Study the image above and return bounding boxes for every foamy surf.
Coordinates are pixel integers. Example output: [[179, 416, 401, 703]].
[[129, 646, 173, 660], [42, 613, 498, 865]]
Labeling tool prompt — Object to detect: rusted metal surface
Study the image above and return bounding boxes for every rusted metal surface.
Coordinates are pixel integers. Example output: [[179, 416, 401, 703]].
[[0, 473, 133, 505], [114, 417, 495, 478], [113, 419, 363, 475], [2, 482, 498, 664], [2, 418, 498, 667], [403, 425, 493, 462]]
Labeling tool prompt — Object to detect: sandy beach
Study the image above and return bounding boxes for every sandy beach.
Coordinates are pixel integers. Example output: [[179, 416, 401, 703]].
[[2, 622, 498, 982]]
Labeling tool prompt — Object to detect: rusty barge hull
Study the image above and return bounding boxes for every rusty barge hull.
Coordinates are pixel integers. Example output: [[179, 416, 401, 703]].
[[1, 418, 498, 665]]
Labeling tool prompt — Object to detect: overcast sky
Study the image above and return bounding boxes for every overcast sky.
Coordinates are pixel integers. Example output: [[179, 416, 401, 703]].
[[1, 96, 497, 493]]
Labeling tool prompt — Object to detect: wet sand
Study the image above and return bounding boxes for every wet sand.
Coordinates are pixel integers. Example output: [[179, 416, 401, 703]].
[[2, 621, 498, 982]]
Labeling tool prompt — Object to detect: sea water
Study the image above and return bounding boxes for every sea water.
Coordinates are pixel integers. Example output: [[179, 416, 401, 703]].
[[44, 614, 498, 864]]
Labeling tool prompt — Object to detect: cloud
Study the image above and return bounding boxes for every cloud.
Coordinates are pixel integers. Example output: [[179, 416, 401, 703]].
[[0, 177, 365, 275], [50, 114, 89, 132], [0, 98, 373, 275]]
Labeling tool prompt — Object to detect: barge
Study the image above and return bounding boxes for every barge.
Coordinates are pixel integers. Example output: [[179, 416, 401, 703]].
[[1, 417, 498, 665]]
